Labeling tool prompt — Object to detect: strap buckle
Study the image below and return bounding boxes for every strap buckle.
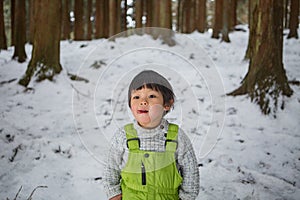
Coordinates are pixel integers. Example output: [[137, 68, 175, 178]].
[[126, 138, 140, 149]]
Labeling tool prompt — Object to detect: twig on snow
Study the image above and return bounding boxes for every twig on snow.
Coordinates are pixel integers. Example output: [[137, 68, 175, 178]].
[[27, 186, 48, 200], [13, 186, 23, 200]]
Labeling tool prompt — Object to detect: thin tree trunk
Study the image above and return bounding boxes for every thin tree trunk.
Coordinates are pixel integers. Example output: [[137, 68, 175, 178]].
[[284, 0, 290, 29], [115, 0, 121, 34], [135, 0, 143, 28], [195, 0, 206, 33], [11, 0, 15, 46], [86, 0, 93, 40], [0, 0, 7, 50], [12, 0, 27, 62], [212, 0, 223, 39], [245, 0, 255, 60], [61, 0, 71, 40], [74, 0, 85, 40], [122, 0, 127, 31], [94, 0, 102, 38], [221, 0, 230, 42], [109, 0, 117, 36], [145, 0, 152, 27], [287, 0, 299, 38], [229, 0, 237, 30], [160, 0, 172, 29]]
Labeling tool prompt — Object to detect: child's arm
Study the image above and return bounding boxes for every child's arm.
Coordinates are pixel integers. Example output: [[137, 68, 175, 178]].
[[177, 129, 200, 200], [103, 129, 126, 199]]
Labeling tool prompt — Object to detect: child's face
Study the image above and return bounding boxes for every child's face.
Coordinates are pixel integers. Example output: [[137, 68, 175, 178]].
[[130, 87, 170, 129]]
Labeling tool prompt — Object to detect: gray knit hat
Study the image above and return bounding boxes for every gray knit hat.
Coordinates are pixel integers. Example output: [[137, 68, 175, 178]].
[[128, 70, 174, 107]]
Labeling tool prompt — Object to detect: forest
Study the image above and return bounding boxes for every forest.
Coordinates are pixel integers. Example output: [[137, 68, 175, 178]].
[[0, 0, 300, 199], [0, 0, 298, 114]]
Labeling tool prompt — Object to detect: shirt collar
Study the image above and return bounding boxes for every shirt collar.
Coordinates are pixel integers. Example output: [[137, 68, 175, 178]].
[[133, 118, 169, 137]]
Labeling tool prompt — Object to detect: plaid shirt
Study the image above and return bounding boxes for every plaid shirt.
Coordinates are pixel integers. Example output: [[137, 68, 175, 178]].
[[103, 119, 200, 199]]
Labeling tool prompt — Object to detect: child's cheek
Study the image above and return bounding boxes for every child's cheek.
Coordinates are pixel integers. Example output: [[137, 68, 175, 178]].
[[149, 104, 164, 120]]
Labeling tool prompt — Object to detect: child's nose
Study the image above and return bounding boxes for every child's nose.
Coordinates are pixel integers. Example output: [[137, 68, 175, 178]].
[[140, 99, 148, 106]]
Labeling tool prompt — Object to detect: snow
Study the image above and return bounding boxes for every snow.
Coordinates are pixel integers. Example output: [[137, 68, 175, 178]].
[[0, 26, 299, 200]]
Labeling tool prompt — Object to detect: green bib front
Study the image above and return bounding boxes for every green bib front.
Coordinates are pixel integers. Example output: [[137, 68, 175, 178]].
[[121, 123, 182, 200]]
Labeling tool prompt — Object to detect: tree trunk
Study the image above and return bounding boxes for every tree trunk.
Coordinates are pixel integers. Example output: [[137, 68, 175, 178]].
[[195, 0, 206, 33], [229, 0, 293, 116], [19, 0, 62, 87], [177, 0, 182, 32], [221, 0, 230, 42], [95, 0, 109, 38], [160, 0, 172, 29], [0, 0, 7, 50], [115, 0, 121, 34], [152, 1, 160, 27], [287, 0, 299, 39], [189, 0, 196, 32], [135, 0, 143, 28], [61, 0, 71, 40], [229, 0, 237, 30], [74, 0, 85, 40], [109, 0, 117, 36], [212, 0, 223, 39], [28, 0, 35, 44], [245, 0, 255, 59], [145, 0, 152, 27], [86, 0, 93, 40], [181, 0, 190, 33], [11, 0, 15, 46], [12, 0, 27, 62], [284, 0, 290, 29], [122, 0, 127, 32]]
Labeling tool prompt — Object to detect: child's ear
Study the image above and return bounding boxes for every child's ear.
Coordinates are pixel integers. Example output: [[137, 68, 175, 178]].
[[164, 99, 174, 111]]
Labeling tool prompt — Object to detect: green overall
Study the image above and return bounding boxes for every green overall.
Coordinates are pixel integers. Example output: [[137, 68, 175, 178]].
[[121, 123, 183, 200]]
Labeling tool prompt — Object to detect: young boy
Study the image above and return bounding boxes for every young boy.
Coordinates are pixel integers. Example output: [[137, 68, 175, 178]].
[[103, 70, 199, 200]]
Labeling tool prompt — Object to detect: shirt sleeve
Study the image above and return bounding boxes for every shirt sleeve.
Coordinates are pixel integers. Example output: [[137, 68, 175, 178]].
[[177, 128, 200, 200], [102, 129, 126, 199]]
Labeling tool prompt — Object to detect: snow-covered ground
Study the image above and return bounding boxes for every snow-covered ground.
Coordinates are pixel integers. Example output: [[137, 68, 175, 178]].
[[0, 27, 299, 200]]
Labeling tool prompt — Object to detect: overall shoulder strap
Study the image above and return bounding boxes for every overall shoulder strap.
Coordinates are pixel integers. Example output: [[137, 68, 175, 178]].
[[124, 123, 140, 150], [165, 123, 179, 152]]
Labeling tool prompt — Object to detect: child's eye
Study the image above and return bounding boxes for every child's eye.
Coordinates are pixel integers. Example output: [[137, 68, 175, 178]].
[[132, 96, 139, 99], [149, 94, 157, 98]]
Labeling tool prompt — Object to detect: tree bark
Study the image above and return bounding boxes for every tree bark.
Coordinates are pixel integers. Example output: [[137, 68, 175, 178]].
[[160, 0, 172, 29], [74, 0, 85, 40], [284, 0, 290, 29], [229, 0, 293, 116], [12, 0, 27, 62], [109, 0, 117, 36], [95, 0, 109, 38], [28, 0, 36, 44], [11, 0, 15, 46], [212, 0, 223, 39], [19, 0, 62, 87], [145, 0, 153, 27], [122, 0, 127, 32], [0, 0, 7, 50], [61, 0, 71, 40], [221, 0, 230, 42], [287, 0, 299, 39], [195, 0, 206, 33], [135, 0, 143, 28], [229, 0, 237, 30], [245, 0, 255, 59], [86, 0, 93, 40]]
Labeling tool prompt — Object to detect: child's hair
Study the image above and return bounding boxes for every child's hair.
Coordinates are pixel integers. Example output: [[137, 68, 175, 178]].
[[128, 70, 175, 112]]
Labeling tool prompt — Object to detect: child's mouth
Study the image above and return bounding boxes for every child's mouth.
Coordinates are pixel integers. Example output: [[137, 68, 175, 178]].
[[137, 110, 148, 114]]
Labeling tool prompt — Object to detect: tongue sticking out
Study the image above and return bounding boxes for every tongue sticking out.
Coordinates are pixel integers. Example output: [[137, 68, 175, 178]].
[[138, 110, 148, 114]]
